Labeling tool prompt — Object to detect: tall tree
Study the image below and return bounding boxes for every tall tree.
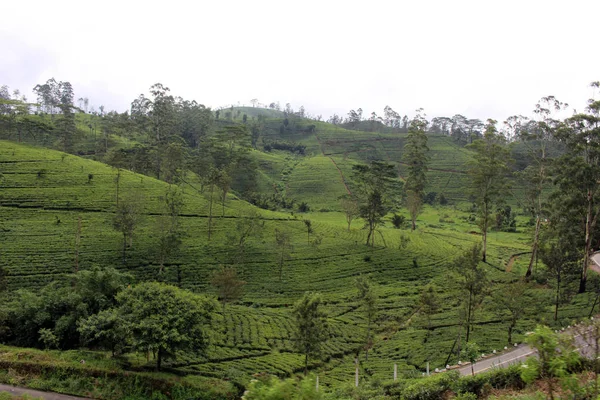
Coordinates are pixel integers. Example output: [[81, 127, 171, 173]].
[[274, 228, 293, 281], [403, 110, 429, 231], [509, 96, 567, 280], [467, 119, 511, 262], [551, 83, 600, 292], [339, 194, 359, 232], [355, 276, 377, 360], [104, 282, 217, 371], [352, 161, 398, 246], [452, 244, 488, 344], [156, 186, 184, 273], [112, 193, 143, 265], [292, 292, 329, 375], [225, 211, 264, 271], [491, 280, 536, 344], [210, 266, 246, 312], [419, 284, 439, 341]]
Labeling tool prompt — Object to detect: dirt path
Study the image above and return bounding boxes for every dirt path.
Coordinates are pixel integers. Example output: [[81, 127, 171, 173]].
[[0, 384, 89, 400]]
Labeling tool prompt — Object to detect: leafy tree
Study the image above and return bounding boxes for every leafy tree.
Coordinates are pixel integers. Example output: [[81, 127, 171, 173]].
[[78, 308, 128, 356], [114, 282, 217, 371], [275, 228, 293, 281], [355, 276, 377, 360], [156, 186, 184, 273], [508, 97, 567, 280], [551, 84, 600, 292], [293, 292, 329, 375], [521, 325, 579, 400], [210, 265, 246, 312], [225, 211, 264, 270], [404, 110, 429, 231], [419, 284, 439, 341], [303, 219, 313, 244], [352, 161, 398, 246], [491, 280, 536, 344], [461, 341, 480, 376], [466, 119, 511, 262], [339, 194, 359, 232], [539, 241, 580, 321], [452, 244, 488, 344], [112, 194, 143, 265]]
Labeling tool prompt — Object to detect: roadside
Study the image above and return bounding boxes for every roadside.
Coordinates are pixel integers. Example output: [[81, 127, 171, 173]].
[[0, 384, 89, 400]]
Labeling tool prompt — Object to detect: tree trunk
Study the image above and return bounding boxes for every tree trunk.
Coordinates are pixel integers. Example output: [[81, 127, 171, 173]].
[[122, 233, 127, 266], [590, 293, 600, 318], [525, 215, 541, 280], [156, 348, 162, 371], [466, 288, 473, 343], [508, 323, 514, 344], [581, 190, 593, 293], [554, 274, 561, 321], [279, 252, 283, 281], [482, 202, 488, 263], [208, 184, 214, 241], [304, 353, 308, 376], [471, 363, 474, 376], [411, 217, 416, 231]]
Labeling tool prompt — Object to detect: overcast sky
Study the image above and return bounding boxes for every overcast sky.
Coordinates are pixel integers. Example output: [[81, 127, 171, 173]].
[[2, 0, 599, 122]]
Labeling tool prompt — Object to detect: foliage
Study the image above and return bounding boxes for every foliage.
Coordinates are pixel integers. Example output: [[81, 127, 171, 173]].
[[242, 375, 321, 400], [521, 325, 580, 399], [404, 111, 429, 231], [211, 266, 246, 311], [452, 244, 488, 343], [466, 119, 511, 262], [293, 293, 329, 375], [355, 276, 377, 359], [352, 161, 398, 246]]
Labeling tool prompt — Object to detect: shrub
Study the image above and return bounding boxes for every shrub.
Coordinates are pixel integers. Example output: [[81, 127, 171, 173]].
[[391, 214, 405, 229], [298, 202, 310, 213], [401, 371, 458, 400]]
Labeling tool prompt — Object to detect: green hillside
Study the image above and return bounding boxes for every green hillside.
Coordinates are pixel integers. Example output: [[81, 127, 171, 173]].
[[0, 139, 591, 391]]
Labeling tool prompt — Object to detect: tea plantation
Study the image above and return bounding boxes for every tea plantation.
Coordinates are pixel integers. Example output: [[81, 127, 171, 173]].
[[0, 136, 592, 392]]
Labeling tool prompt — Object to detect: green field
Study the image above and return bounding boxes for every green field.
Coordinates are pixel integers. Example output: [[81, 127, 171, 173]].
[[0, 132, 592, 394]]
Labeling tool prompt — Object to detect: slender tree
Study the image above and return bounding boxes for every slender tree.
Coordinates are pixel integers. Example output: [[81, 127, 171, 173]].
[[292, 292, 329, 375], [403, 110, 429, 231], [112, 195, 142, 265], [419, 284, 439, 341], [452, 244, 488, 343], [275, 228, 293, 281], [355, 276, 377, 360], [508, 96, 567, 280], [352, 161, 397, 246], [467, 119, 511, 262], [339, 194, 359, 232], [210, 265, 246, 312], [551, 84, 600, 292]]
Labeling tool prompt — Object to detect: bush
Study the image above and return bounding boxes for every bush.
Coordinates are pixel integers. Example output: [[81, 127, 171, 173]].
[[401, 371, 458, 400], [298, 202, 310, 213], [452, 364, 525, 396], [391, 214, 406, 229]]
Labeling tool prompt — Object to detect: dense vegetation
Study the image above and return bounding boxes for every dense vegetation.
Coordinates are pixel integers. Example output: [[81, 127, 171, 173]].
[[1, 79, 600, 399]]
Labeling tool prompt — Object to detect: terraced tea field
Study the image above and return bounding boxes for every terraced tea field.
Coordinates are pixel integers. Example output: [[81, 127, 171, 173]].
[[0, 139, 592, 389]]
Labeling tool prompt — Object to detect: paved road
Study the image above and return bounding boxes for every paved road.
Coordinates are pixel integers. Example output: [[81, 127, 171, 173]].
[[457, 345, 536, 376], [0, 384, 89, 400]]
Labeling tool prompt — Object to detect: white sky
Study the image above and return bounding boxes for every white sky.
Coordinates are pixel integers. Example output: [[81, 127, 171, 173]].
[[1, 0, 599, 122]]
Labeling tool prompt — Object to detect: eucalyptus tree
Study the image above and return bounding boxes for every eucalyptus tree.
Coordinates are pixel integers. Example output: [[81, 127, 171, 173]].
[[352, 161, 398, 246], [550, 83, 600, 292], [467, 119, 511, 262], [507, 96, 567, 280], [293, 292, 329, 375], [403, 110, 429, 231]]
